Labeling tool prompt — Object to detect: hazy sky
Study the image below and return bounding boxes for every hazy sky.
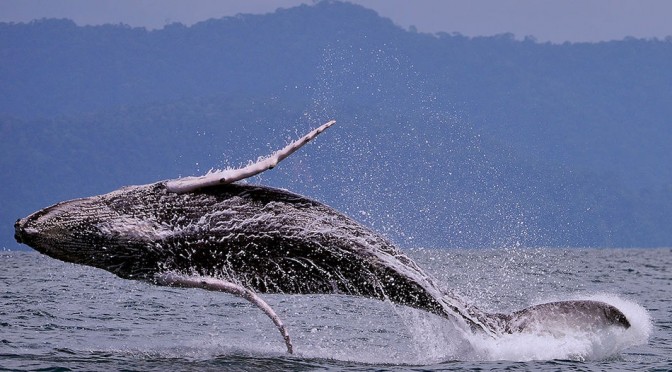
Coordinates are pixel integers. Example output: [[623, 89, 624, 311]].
[[1, 0, 671, 43]]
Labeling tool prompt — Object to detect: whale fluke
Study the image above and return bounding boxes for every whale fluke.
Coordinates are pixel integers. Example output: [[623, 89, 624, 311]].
[[14, 120, 631, 354], [497, 300, 631, 334]]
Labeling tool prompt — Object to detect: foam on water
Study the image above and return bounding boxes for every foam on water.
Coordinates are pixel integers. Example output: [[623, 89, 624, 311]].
[[93, 262, 651, 365], [174, 293, 651, 365], [260, 293, 652, 365], [464, 294, 651, 362], [4, 250, 665, 370]]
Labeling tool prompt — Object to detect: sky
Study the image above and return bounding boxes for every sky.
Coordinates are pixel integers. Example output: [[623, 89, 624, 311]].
[[1, 0, 672, 43]]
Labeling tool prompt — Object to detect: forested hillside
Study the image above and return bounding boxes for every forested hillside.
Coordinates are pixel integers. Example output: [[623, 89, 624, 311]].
[[2, 1, 671, 249]]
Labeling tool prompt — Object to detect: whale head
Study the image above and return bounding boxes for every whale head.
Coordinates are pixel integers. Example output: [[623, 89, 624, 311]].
[[16, 198, 100, 261], [14, 186, 164, 279]]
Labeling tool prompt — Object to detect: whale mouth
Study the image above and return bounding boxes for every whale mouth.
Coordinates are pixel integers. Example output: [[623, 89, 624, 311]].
[[14, 218, 30, 245], [14, 219, 23, 243], [15, 217, 45, 253], [15, 212, 46, 244]]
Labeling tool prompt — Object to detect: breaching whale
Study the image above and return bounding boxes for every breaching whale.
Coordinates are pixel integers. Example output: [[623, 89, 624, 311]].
[[14, 120, 630, 354]]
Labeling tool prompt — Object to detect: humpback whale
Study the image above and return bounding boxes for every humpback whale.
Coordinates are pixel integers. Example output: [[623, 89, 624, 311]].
[[14, 120, 630, 354]]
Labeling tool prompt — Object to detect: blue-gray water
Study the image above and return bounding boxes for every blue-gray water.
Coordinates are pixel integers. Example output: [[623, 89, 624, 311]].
[[1, 247, 669, 371]]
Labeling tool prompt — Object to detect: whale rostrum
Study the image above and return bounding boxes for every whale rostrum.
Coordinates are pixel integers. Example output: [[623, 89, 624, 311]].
[[14, 120, 630, 354]]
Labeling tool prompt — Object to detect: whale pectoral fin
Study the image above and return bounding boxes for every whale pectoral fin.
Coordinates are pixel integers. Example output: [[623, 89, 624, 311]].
[[504, 300, 630, 335], [165, 120, 336, 193], [154, 272, 293, 354]]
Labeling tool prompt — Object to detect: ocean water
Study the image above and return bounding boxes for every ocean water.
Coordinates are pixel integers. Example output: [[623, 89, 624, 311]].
[[0, 247, 669, 371]]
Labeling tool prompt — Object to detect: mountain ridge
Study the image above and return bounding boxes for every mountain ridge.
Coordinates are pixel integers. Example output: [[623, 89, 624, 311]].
[[2, 1, 670, 249]]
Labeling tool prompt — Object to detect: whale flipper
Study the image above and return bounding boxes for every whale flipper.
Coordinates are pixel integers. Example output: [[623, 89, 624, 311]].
[[155, 272, 293, 354], [165, 120, 336, 194]]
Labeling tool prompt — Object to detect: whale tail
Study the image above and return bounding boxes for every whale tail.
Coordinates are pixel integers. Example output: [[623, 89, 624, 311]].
[[494, 300, 631, 335], [436, 293, 632, 337]]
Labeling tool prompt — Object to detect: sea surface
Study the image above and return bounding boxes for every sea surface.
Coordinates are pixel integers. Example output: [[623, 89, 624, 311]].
[[1, 247, 669, 371]]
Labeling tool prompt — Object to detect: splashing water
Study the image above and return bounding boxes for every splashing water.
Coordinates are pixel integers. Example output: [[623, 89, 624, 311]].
[[2, 248, 662, 370]]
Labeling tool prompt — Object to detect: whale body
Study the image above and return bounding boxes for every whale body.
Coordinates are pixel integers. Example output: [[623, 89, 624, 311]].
[[14, 121, 630, 353]]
